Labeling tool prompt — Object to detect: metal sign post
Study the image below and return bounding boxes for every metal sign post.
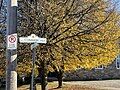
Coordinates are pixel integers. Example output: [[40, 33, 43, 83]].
[[19, 34, 47, 90], [31, 46, 36, 90]]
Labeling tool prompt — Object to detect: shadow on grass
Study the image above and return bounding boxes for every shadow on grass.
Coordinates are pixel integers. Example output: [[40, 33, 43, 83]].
[[49, 87, 62, 90], [0, 87, 5, 90]]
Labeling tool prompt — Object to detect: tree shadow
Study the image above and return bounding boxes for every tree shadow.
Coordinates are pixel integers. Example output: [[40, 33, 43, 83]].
[[49, 87, 62, 90]]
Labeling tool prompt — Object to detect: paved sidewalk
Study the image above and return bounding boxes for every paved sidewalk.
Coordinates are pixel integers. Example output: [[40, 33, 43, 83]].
[[63, 80, 120, 90]]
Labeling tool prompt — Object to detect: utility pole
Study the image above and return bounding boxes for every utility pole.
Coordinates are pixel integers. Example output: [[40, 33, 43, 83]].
[[6, 0, 17, 90]]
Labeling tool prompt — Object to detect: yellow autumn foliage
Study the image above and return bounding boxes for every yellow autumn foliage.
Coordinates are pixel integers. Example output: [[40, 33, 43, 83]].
[[46, 0, 120, 71], [13, 0, 120, 76]]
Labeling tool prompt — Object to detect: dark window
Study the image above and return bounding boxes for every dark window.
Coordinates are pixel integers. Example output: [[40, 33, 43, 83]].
[[116, 55, 120, 69], [95, 65, 103, 69]]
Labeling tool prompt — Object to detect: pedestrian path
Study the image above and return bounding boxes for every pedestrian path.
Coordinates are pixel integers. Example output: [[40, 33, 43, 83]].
[[63, 80, 120, 90]]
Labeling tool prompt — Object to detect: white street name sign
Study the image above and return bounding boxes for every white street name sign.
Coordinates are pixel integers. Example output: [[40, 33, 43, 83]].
[[7, 33, 17, 50], [19, 34, 47, 44]]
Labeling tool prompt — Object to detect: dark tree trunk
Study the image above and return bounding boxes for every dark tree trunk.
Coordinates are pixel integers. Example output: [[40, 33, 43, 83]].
[[57, 69, 63, 88], [37, 46, 49, 90], [51, 64, 64, 88], [41, 61, 48, 90]]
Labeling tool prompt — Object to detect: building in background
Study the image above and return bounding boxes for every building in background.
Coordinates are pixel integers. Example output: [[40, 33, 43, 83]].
[[64, 55, 120, 80]]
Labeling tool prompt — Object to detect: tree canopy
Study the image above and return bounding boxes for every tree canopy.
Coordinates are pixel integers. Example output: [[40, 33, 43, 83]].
[[0, 0, 119, 84]]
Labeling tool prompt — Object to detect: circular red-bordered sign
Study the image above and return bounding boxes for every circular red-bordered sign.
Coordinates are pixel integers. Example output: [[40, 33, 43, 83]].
[[9, 35, 16, 43]]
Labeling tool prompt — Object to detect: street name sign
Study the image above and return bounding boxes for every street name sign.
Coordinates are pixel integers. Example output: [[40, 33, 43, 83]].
[[19, 34, 47, 90], [7, 33, 17, 50], [19, 34, 47, 44]]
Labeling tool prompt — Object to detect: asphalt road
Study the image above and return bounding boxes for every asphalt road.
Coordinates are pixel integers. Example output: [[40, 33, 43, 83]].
[[63, 80, 120, 90]]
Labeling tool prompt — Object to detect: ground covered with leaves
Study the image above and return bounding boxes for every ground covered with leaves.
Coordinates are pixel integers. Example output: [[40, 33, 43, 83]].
[[17, 82, 97, 90], [17, 80, 120, 90]]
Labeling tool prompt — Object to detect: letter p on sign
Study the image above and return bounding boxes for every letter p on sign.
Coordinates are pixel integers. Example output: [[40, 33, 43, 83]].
[[7, 34, 17, 50]]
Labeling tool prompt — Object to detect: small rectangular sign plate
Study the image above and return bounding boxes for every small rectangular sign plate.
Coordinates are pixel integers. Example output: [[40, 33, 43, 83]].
[[11, 0, 18, 6], [7, 33, 17, 50]]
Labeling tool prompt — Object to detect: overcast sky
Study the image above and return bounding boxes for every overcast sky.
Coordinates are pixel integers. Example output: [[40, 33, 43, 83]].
[[112, 0, 120, 11]]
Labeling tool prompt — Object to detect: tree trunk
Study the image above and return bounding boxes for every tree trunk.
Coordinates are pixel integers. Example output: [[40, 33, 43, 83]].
[[40, 61, 48, 90], [50, 64, 64, 88], [57, 69, 63, 88]]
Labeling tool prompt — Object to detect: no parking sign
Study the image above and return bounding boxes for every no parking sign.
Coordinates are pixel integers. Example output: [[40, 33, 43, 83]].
[[7, 33, 17, 50]]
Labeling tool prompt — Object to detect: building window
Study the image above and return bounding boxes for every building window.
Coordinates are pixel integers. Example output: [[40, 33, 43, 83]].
[[95, 65, 103, 69], [116, 55, 120, 69]]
